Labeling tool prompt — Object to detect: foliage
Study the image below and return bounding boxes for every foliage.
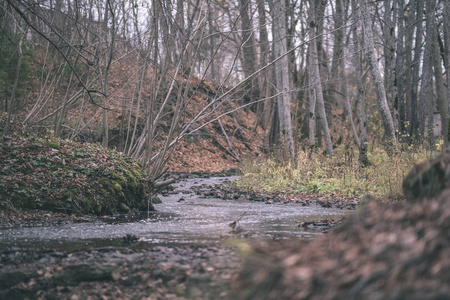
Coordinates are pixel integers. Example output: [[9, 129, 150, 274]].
[[0, 131, 152, 214], [235, 146, 430, 200]]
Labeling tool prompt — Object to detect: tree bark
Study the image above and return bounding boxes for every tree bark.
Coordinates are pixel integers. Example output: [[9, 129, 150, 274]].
[[419, 0, 436, 145], [239, 0, 258, 104], [329, 0, 345, 125], [308, 0, 333, 156], [404, 0, 415, 140], [359, 0, 397, 154], [396, 0, 406, 135], [410, 0, 424, 141], [443, 0, 450, 146], [257, 0, 271, 129], [382, 0, 396, 126], [351, 0, 368, 165], [433, 19, 448, 147], [273, 0, 295, 160]]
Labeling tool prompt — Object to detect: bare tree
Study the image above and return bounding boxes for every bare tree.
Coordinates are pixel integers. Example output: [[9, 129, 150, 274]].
[[433, 12, 448, 147], [418, 0, 436, 145], [272, 0, 295, 160], [443, 0, 450, 147], [308, 0, 333, 156], [239, 0, 258, 105], [351, 0, 368, 165], [359, 0, 398, 154], [410, 0, 424, 141], [396, 0, 406, 135]]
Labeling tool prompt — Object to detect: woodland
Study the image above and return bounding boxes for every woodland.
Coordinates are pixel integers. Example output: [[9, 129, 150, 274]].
[[1, 0, 450, 299], [1, 0, 450, 175]]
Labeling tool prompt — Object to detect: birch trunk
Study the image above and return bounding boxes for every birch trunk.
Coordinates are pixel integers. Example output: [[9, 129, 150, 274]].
[[359, 0, 397, 154], [410, 0, 424, 140], [383, 0, 396, 121], [419, 0, 436, 145], [433, 20, 448, 147]]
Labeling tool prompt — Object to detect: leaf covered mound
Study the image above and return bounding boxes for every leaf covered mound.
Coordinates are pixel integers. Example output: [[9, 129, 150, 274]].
[[0, 133, 151, 215]]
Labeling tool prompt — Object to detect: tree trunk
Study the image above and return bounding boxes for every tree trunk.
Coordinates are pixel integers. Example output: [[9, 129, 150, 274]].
[[308, 67, 316, 150], [272, 0, 295, 160], [359, 0, 397, 154], [329, 0, 345, 127], [410, 0, 424, 141], [257, 0, 271, 129], [308, 0, 333, 156], [419, 0, 436, 145], [382, 0, 396, 128], [433, 18, 448, 147], [239, 0, 258, 105], [396, 0, 406, 135], [404, 0, 415, 141], [443, 0, 450, 146], [351, 0, 368, 165]]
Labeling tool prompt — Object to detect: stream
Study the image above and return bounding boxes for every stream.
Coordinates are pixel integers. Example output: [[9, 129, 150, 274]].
[[0, 176, 349, 251]]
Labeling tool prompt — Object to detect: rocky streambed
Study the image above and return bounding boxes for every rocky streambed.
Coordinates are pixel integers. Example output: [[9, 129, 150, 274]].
[[0, 175, 351, 299]]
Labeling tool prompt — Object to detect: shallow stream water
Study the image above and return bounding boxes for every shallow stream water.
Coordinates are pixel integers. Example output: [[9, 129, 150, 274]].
[[0, 176, 349, 251]]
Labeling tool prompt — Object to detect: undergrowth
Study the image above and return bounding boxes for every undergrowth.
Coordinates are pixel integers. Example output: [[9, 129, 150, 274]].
[[235, 146, 431, 200]]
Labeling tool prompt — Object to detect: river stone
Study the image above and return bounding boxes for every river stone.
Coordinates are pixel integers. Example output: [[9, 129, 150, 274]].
[[53, 264, 120, 286], [403, 150, 450, 201]]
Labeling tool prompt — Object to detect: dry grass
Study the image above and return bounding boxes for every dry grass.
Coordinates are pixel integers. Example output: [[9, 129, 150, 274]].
[[235, 146, 431, 200]]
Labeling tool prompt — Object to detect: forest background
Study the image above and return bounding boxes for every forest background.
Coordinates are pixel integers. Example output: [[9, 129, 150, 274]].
[[1, 0, 450, 200]]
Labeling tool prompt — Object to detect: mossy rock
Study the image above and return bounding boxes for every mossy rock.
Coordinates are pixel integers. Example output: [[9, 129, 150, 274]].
[[0, 133, 154, 215]]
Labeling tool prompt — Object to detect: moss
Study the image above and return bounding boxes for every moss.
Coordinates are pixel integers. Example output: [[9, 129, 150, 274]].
[[111, 172, 127, 187], [1, 133, 152, 215], [44, 141, 61, 150], [113, 182, 122, 192]]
